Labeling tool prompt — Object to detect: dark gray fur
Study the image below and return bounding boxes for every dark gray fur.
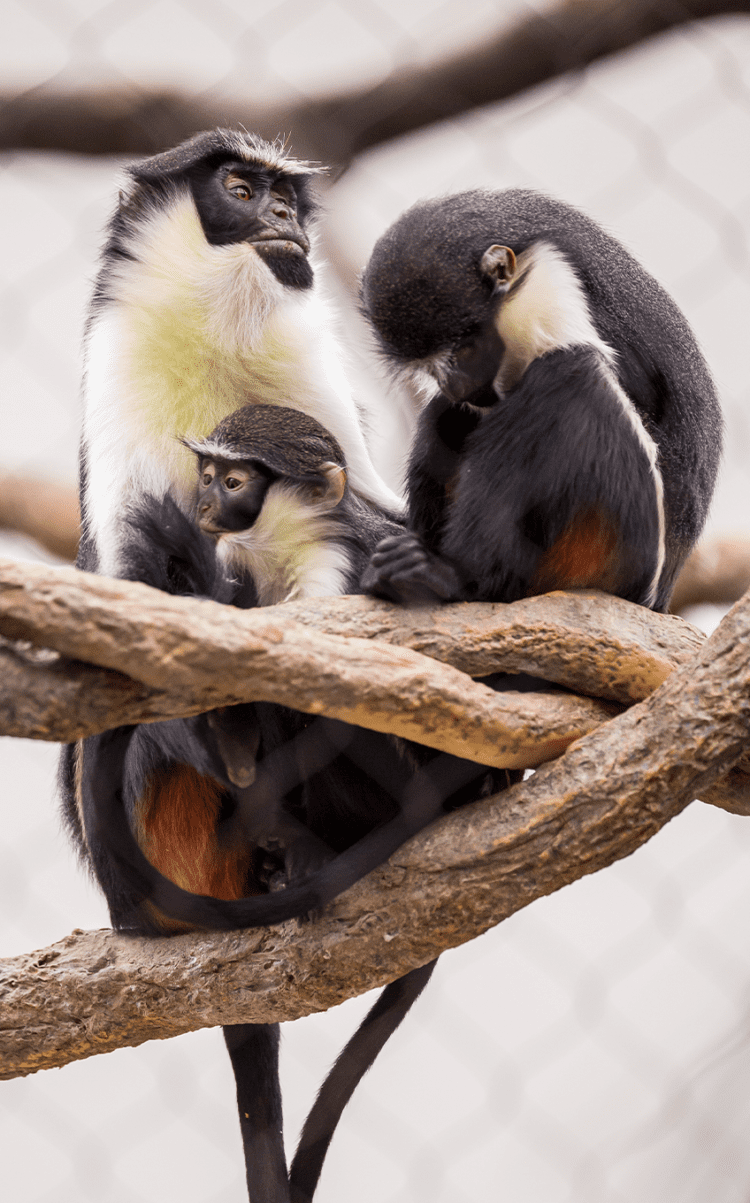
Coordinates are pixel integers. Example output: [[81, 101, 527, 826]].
[[361, 188, 722, 610]]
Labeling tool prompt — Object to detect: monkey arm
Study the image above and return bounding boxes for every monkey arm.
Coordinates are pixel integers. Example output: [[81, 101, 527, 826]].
[[360, 393, 484, 603], [407, 392, 483, 545], [362, 531, 465, 603]]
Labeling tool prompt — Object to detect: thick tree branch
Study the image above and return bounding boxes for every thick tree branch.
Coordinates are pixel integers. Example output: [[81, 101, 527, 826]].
[[2, 587, 750, 1079], [0, 559, 619, 770], [0, 559, 746, 814], [0, 0, 746, 162]]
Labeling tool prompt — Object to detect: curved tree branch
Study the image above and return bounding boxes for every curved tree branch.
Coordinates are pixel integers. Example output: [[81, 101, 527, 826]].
[[0, 557, 745, 807], [0, 559, 618, 768], [2, 586, 750, 1079]]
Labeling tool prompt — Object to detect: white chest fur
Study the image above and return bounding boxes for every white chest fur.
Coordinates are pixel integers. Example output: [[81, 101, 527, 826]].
[[82, 196, 401, 573], [216, 484, 351, 604]]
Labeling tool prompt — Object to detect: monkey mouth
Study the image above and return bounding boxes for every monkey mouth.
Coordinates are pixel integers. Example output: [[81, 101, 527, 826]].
[[250, 232, 311, 257], [197, 520, 228, 536]]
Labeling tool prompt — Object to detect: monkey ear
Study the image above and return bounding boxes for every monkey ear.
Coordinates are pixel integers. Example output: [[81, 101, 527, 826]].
[[480, 245, 517, 294], [314, 462, 347, 509]]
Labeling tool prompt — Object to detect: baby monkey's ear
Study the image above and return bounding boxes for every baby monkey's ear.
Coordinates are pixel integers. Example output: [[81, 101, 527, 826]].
[[311, 462, 347, 509]]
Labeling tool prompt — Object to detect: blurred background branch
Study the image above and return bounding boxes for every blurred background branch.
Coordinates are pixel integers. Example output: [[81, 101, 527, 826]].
[[0, 0, 746, 164]]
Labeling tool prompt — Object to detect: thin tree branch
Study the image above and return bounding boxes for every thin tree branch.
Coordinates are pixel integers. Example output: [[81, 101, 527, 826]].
[[669, 533, 750, 612], [0, 0, 746, 162], [2, 587, 750, 1079]]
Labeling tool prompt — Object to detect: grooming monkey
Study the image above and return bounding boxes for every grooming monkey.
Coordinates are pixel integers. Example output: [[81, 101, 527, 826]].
[[78, 128, 402, 582], [360, 189, 722, 610]]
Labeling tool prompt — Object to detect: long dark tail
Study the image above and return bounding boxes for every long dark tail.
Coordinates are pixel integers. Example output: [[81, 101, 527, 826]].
[[223, 1022, 290, 1203], [85, 726, 451, 931], [289, 960, 438, 1203]]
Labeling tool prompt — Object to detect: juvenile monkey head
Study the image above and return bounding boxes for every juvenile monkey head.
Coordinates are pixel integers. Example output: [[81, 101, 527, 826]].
[[184, 404, 348, 536]]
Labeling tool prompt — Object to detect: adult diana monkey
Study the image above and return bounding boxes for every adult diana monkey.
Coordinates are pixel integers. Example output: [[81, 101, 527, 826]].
[[79, 127, 402, 580], [64, 128, 403, 1203], [360, 189, 722, 609]]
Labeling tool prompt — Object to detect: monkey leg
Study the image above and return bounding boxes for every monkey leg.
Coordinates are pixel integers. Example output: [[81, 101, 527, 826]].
[[254, 811, 337, 892], [206, 704, 261, 788]]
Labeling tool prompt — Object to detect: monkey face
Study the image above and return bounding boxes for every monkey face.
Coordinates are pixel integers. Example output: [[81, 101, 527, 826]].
[[190, 161, 314, 290], [440, 314, 508, 406], [197, 457, 277, 534]]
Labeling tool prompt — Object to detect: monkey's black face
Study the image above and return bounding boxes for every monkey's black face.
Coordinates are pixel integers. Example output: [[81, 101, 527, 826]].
[[362, 200, 521, 406], [440, 316, 507, 406], [190, 159, 315, 290], [197, 457, 277, 534]]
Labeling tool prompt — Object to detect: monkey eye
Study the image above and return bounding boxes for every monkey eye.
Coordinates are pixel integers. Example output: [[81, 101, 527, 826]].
[[224, 174, 254, 201], [201, 472, 213, 486], [224, 475, 244, 490]]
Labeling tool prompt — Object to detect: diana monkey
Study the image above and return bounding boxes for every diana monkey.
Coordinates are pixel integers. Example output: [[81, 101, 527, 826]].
[[360, 189, 722, 610], [79, 128, 402, 581], [70, 404, 511, 1203]]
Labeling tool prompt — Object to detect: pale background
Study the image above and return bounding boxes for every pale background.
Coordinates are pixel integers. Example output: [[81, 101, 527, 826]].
[[1, 3, 750, 1200]]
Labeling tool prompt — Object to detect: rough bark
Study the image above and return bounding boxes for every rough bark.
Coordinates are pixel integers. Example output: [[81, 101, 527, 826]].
[[0, 559, 620, 770], [2, 587, 750, 1079], [0, 0, 746, 162], [0, 558, 746, 806]]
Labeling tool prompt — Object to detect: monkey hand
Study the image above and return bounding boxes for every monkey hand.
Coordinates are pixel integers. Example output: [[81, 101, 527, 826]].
[[260, 823, 336, 894], [362, 532, 464, 604]]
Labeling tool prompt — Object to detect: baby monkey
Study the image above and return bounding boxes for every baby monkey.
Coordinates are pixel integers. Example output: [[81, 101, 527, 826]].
[[185, 403, 391, 606]]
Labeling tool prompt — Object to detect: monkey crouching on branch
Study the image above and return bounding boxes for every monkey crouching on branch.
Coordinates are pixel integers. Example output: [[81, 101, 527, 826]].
[[360, 189, 722, 611], [65, 403, 513, 1203]]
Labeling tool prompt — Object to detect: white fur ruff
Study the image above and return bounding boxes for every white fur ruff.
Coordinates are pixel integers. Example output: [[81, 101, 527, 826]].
[[83, 192, 402, 573], [216, 482, 351, 605], [493, 242, 615, 390]]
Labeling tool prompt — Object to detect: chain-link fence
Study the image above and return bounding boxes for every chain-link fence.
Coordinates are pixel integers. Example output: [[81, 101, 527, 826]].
[[1, 3, 750, 1201]]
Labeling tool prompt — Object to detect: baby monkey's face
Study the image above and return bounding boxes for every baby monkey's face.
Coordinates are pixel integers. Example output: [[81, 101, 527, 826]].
[[196, 457, 276, 534]]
